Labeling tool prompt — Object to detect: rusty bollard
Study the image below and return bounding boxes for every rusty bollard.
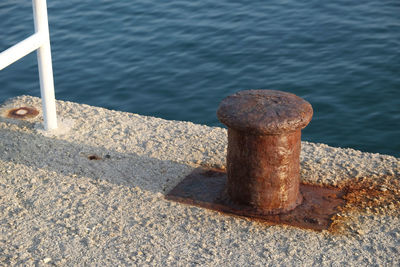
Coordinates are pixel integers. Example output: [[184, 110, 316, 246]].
[[217, 90, 313, 214]]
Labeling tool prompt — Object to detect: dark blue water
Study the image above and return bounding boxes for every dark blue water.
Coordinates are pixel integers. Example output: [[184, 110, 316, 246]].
[[1, 1, 399, 157]]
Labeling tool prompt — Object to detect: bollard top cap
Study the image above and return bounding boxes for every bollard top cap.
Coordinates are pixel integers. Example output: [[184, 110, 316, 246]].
[[217, 89, 313, 135]]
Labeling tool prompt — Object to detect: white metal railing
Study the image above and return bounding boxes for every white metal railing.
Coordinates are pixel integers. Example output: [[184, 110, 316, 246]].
[[0, 0, 58, 130]]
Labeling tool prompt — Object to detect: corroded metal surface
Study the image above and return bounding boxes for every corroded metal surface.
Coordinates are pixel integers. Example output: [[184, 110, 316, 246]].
[[226, 128, 302, 214], [217, 89, 313, 214], [6, 107, 39, 119], [166, 168, 345, 231], [217, 90, 313, 135]]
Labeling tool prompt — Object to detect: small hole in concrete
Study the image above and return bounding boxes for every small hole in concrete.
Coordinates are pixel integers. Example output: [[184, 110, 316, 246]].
[[88, 155, 101, 160]]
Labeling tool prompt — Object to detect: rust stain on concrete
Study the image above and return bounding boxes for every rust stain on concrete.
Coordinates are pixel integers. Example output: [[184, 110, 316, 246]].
[[166, 168, 400, 232]]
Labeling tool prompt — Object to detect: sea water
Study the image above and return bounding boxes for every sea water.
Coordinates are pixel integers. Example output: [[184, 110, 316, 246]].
[[1, 0, 399, 157]]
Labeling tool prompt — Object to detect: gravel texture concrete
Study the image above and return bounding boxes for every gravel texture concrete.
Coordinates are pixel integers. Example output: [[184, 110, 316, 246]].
[[0, 95, 399, 266]]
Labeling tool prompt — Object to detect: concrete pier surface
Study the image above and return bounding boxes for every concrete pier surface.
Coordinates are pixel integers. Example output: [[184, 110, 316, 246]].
[[0, 95, 399, 266]]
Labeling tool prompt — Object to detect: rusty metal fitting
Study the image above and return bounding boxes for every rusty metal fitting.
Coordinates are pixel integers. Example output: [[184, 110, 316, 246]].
[[6, 107, 39, 119], [217, 89, 313, 214]]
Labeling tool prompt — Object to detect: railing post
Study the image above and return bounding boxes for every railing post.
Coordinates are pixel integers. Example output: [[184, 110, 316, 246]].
[[32, 0, 57, 130]]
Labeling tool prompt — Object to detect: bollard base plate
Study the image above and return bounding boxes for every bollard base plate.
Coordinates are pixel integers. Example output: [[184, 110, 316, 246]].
[[166, 168, 345, 231]]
